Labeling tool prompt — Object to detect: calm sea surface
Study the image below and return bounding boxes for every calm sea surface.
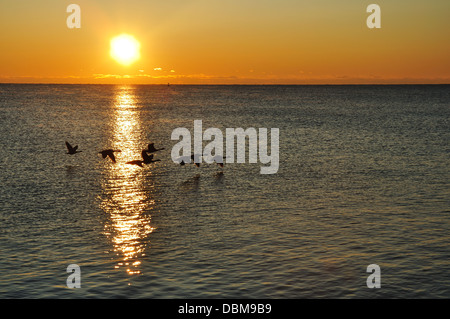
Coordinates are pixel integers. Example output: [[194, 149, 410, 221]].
[[0, 84, 449, 298]]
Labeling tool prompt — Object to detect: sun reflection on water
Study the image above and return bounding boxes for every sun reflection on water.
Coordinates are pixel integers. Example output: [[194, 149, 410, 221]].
[[100, 86, 155, 276]]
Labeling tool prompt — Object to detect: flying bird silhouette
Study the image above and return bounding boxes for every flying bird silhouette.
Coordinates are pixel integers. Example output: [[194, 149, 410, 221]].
[[142, 150, 161, 164], [99, 149, 121, 163], [145, 143, 165, 153], [126, 150, 161, 167], [65, 141, 82, 154]]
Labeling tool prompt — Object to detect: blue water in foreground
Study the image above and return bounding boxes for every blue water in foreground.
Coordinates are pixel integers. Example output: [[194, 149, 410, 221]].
[[0, 84, 449, 298]]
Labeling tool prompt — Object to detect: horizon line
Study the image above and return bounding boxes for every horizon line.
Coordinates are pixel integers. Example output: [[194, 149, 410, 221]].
[[0, 82, 449, 86]]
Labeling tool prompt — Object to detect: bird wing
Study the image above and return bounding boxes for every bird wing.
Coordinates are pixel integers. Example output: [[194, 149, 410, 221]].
[[142, 150, 150, 161], [126, 160, 143, 167], [132, 161, 143, 167], [108, 153, 116, 163], [65, 141, 73, 152]]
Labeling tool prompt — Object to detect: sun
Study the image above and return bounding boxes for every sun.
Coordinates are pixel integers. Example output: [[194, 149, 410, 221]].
[[110, 34, 141, 66]]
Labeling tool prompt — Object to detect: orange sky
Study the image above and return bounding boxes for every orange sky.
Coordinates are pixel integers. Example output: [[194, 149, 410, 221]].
[[0, 0, 449, 84]]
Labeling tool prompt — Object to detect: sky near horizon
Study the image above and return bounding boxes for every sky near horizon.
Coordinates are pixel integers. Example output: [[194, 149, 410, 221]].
[[0, 0, 449, 84]]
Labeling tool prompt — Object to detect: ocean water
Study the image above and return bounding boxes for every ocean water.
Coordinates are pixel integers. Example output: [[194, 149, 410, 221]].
[[0, 84, 449, 299]]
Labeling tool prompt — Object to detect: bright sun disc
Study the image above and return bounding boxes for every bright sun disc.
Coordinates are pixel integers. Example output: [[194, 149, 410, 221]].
[[110, 34, 141, 66]]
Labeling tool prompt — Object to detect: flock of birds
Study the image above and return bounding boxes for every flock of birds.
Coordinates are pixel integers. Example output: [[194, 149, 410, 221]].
[[65, 141, 224, 169]]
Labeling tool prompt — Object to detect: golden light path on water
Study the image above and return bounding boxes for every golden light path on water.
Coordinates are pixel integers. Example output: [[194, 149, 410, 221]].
[[100, 86, 155, 276]]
